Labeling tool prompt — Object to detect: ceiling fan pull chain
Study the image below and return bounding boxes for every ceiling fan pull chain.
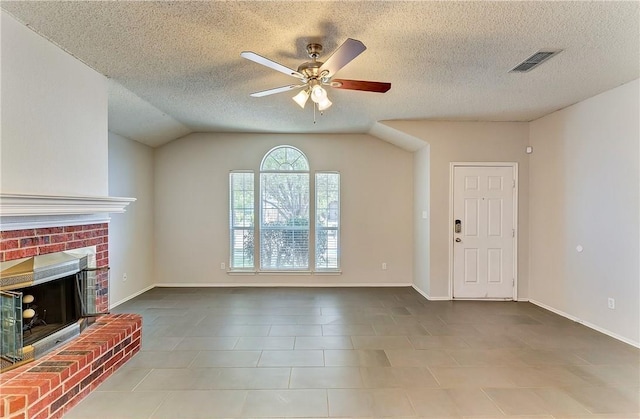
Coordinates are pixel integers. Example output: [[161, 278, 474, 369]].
[[313, 103, 317, 124]]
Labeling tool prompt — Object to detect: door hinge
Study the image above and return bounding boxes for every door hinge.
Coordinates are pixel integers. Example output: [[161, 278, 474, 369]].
[[512, 179, 516, 188], [512, 229, 515, 238]]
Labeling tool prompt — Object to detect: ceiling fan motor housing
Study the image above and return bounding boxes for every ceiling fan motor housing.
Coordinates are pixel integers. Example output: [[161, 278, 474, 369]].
[[297, 43, 326, 81], [297, 61, 324, 80]]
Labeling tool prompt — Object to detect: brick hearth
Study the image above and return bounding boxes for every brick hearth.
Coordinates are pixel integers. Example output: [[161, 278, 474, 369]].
[[0, 222, 142, 418], [0, 314, 142, 419]]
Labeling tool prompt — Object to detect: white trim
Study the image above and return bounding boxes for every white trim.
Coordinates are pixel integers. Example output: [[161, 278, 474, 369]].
[[529, 299, 640, 348], [452, 298, 513, 301], [0, 193, 135, 217], [448, 162, 518, 301], [227, 270, 343, 276], [0, 213, 112, 231], [109, 284, 155, 309], [256, 270, 313, 276], [155, 282, 412, 288], [412, 284, 451, 301]]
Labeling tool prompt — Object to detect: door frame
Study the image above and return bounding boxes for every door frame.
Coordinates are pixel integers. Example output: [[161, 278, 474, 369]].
[[448, 162, 519, 300]]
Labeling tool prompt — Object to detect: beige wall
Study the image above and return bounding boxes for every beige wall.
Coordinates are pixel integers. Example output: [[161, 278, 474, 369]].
[[108, 132, 155, 306], [413, 145, 431, 296], [529, 79, 639, 345], [154, 132, 414, 286], [384, 121, 530, 299], [1, 11, 108, 196]]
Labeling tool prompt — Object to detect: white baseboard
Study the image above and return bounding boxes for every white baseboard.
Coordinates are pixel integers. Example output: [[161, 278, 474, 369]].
[[529, 299, 640, 349], [109, 284, 155, 310], [411, 284, 450, 301], [154, 282, 413, 288]]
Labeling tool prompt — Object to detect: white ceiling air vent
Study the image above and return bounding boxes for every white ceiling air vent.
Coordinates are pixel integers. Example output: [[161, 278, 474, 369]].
[[510, 50, 562, 73]]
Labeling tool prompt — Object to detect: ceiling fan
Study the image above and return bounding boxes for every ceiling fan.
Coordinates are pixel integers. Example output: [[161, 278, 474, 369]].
[[240, 38, 391, 112]]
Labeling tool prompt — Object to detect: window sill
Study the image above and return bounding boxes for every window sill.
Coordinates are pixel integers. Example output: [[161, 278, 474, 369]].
[[227, 270, 342, 276]]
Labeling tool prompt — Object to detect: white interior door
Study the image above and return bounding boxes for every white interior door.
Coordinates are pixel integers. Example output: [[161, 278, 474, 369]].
[[452, 165, 516, 299]]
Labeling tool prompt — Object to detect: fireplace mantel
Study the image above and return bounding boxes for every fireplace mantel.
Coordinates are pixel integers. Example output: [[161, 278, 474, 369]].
[[0, 193, 136, 231]]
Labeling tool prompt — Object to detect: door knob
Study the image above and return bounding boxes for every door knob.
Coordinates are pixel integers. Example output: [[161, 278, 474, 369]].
[[455, 238, 462, 242]]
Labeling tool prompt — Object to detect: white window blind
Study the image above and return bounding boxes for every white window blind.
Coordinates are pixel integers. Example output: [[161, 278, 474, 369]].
[[229, 172, 254, 269], [260, 146, 310, 270], [315, 172, 340, 270]]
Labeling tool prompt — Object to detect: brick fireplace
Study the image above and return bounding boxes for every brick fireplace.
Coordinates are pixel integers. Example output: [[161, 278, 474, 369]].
[[0, 224, 110, 312], [1, 194, 138, 418]]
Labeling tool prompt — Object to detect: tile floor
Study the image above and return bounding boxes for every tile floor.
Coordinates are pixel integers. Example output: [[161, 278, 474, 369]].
[[64, 287, 640, 418]]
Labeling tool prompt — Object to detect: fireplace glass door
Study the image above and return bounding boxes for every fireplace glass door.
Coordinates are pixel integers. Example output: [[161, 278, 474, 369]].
[[75, 267, 110, 316], [1, 290, 24, 369]]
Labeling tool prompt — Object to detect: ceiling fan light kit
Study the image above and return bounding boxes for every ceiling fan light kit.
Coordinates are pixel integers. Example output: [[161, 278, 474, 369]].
[[241, 38, 391, 121], [292, 89, 310, 108]]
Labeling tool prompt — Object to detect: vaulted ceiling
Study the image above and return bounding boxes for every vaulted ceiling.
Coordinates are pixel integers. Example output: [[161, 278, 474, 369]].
[[2, 1, 638, 147]]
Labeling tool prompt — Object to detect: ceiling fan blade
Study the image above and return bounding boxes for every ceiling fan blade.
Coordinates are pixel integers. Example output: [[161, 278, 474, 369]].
[[249, 84, 306, 97], [241, 51, 305, 79], [319, 38, 366, 78], [330, 79, 391, 93]]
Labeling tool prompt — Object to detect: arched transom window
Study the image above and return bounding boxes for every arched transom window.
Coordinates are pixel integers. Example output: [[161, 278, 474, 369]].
[[260, 146, 310, 270]]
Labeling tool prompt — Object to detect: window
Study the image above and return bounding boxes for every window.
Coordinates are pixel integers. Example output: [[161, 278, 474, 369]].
[[229, 146, 340, 272], [315, 172, 340, 270], [229, 172, 254, 269], [260, 147, 309, 270]]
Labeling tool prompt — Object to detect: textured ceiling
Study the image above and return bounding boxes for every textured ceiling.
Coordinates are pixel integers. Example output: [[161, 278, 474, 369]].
[[2, 1, 639, 147]]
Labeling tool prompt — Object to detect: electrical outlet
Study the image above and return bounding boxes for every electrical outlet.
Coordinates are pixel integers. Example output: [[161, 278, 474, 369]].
[[607, 298, 615, 310], [122, 273, 127, 282], [220, 262, 226, 270], [382, 262, 387, 270]]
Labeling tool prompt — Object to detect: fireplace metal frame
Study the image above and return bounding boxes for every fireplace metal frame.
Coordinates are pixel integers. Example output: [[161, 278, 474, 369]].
[[0, 249, 109, 373]]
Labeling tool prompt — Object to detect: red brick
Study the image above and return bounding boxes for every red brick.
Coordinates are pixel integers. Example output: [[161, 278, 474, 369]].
[[27, 386, 62, 419], [2, 395, 26, 415], [50, 233, 73, 244], [103, 351, 124, 372], [73, 230, 100, 240], [20, 236, 49, 247], [81, 223, 105, 231], [4, 248, 38, 261], [62, 365, 92, 393], [21, 372, 61, 391], [63, 226, 84, 232], [59, 386, 91, 417], [37, 243, 67, 255], [84, 238, 101, 247], [0, 229, 34, 239], [9, 412, 26, 419], [11, 378, 51, 395], [35, 227, 64, 235], [30, 407, 53, 419], [0, 239, 19, 251], [0, 387, 40, 405], [0, 252, 5, 262], [65, 240, 88, 250]]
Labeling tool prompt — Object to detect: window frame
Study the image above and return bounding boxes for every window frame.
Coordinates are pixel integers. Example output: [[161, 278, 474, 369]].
[[229, 171, 255, 270], [228, 146, 341, 275], [314, 171, 341, 271]]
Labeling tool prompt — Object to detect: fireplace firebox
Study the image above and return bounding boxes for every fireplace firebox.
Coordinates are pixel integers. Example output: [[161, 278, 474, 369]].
[[0, 247, 108, 372]]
